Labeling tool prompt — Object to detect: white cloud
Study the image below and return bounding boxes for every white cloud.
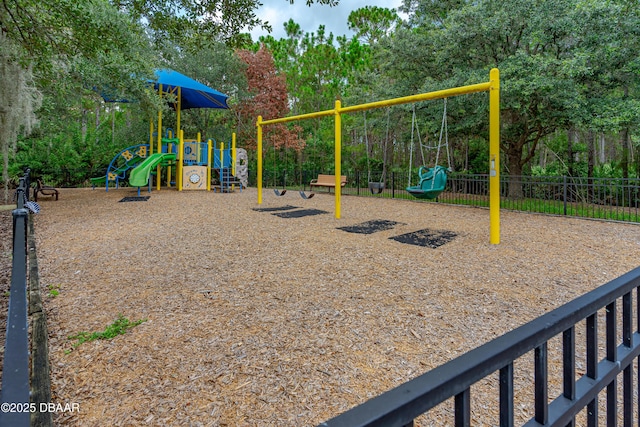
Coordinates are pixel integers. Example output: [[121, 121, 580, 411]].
[[249, 0, 404, 41]]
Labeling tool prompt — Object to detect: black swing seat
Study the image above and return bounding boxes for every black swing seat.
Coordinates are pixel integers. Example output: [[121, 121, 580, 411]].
[[299, 190, 314, 199], [368, 182, 384, 194], [274, 189, 287, 196]]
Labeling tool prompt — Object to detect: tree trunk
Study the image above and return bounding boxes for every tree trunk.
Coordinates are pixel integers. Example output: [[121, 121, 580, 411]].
[[567, 128, 576, 177], [621, 127, 629, 179], [505, 143, 524, 199], [81, 108, 88, 144], [587, 131, 595, 202], [95, 105, 100, 146]]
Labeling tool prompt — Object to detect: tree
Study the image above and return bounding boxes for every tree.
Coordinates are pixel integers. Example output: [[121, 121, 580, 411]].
[[394, 0, 640, 186], [235, 46, 304, 152], [0, 0, 159, 197], [0, 35, 42, 200], [569, 0, 640, 178], [347, 6, 400, 45]]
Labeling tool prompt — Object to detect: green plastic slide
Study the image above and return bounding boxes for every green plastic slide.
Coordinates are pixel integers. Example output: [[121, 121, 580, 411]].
[[129, 153, 176, 187]]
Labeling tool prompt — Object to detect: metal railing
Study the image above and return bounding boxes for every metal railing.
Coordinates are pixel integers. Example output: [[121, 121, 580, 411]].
[[255, 170, 640, 223], [320, 266, 640, 426], [0, 169, 32, 427]]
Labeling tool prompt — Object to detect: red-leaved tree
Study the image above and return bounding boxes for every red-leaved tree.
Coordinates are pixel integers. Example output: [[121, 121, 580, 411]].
[[235, 46, 305, 152]]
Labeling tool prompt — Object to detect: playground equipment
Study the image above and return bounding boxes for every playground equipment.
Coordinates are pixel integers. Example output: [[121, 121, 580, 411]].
[[212, 137, 247, 192], [94, 134, 247, 193], [257, 68, 501, 244], [405, 99, 452, 200], [129, 152, 177, 188], [91, 144, 149, 190], [128, 134, 246, 192], [95, 69, 250, 193]]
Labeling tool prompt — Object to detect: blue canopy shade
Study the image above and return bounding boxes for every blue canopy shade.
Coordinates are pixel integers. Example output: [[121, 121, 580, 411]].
[[154, 69, 229, 110]]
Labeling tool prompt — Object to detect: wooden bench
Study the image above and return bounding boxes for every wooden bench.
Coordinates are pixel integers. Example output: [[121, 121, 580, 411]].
[[34, 179, 59, 202], [309, 174, 347, 192]]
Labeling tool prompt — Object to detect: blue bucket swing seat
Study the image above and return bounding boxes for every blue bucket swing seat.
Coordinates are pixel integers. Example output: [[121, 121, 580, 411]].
[[406, 99, 451, 200], [406, 165, 448, 199]]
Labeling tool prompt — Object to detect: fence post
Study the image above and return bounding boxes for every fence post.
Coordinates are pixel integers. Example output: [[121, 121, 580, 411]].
[[392, 172, 396, 198], [563, 176, 567, 216]]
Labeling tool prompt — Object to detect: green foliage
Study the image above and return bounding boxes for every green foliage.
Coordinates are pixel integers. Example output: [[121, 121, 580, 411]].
[[2, 0, 640, 186], [47, 284, 60, 298], [68, 314, 146, 349], [347, 6, 400, 45]]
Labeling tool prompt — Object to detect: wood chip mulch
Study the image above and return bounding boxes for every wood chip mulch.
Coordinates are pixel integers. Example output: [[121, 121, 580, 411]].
[[27, 187, 640, 426], [0, 210, 14, 378]]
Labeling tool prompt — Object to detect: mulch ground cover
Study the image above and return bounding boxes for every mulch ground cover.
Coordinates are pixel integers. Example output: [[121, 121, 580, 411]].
[[5, 188, 640, 426]]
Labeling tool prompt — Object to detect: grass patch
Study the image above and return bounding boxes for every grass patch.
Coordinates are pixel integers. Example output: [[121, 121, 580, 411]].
[[47, 284, 60, 297], [68, 314, 147, 349]]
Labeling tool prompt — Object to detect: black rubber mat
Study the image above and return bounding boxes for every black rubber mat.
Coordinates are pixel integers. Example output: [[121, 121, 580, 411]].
[[337, 219, 404, 234], [390, 229, 457, 248], [272, 209, 328, 218], [119, 196, 150, 202], [252, 205, 299, 212]]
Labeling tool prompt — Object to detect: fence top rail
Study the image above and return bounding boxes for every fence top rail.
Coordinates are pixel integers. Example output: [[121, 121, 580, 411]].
[[320, 265, 640, 426], [258, 78, 494, 127]]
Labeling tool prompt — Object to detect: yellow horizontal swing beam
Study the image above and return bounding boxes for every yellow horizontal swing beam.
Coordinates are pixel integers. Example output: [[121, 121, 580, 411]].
[[257, 68, 500, 243]]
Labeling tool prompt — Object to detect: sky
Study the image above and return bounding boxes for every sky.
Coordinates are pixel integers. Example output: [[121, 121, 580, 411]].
[[249, 0, 405, 41]]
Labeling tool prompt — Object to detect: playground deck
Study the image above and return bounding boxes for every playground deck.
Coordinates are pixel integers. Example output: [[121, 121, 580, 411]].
[[32, 187, 640, 426]]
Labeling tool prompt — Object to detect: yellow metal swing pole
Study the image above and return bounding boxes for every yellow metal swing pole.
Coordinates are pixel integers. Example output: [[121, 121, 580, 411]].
[[334, 100, 342, 219], [489, 68, 500, 244], [207, 139, 212, 191], [232, 133, 237, 191], [257, 116, 263, 204]]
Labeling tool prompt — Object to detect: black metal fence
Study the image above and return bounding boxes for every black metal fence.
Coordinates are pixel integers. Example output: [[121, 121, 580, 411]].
[[0, 170, 32, 427], [320, 266, 640, 426], [256, 170, 640, 223]]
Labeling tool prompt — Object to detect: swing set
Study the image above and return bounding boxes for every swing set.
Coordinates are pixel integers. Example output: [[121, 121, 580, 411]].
[[256, 68, 501, 244], [362, 109, 390, 194], [405, 99, 452, 200], [271, 135, 315, 199]]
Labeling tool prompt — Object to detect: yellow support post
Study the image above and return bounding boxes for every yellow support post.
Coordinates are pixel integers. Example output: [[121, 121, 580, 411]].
[[220, 141, 225, 178], [219, 141, 225, 192], [257, 116, 263, 204], [166, 129, 172, 188], [232, 133, 237, 176], [232, 133, 237, 191], [156, 84, 162, 157], [334, 100, 342, 219], [207, 139, 212, 191], [196, 132, 202, 165], [176, 87, 181, 135], [489, 68, 501, 244], [149, 120, 154, 153], [178, 129, 184, 191], [156, 84, 163, 190]]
